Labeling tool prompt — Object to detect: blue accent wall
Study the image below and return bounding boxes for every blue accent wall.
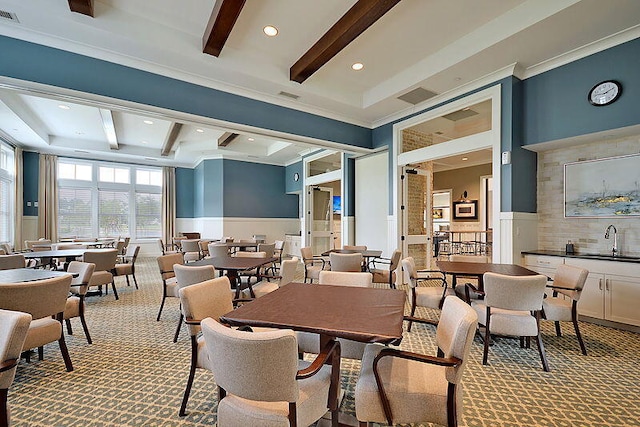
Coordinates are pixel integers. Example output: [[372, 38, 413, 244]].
[[23, 151, 39, 216], [523, 37, 640, 146], [222, 160, 298, 218], [0, 35, 371, 149], [285, 161, 303, 194], [175, 167, 195, 218]]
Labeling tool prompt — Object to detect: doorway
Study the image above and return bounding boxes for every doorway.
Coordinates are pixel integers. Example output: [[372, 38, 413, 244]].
[[401, 165, 432, 270]]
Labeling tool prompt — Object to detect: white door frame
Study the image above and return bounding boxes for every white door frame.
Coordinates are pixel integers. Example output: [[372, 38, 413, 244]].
[[400, 166, 432, 267]]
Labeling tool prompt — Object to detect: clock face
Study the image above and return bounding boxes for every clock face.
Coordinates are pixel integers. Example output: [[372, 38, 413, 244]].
[[293, 172, 299, 182], [589, 80, 621, 106]]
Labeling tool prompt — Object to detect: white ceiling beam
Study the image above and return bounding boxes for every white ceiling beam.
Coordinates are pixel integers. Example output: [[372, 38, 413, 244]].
[[161, 122, 183, 156], [0, 93, 50, 145], [266, 141, 292, 156], [99, 108, 118, 149]]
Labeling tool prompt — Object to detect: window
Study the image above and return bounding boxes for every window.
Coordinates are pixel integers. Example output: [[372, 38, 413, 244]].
[[0, 143, 14, 244], [58, 159, 162, 240]]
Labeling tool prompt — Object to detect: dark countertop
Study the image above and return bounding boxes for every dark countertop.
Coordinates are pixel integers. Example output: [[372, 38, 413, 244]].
[[522, 250, 640, 263]]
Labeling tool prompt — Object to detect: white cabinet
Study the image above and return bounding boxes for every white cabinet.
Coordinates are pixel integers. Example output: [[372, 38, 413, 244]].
[[285, 235, 301, 259], [522, 255, 562, 278]]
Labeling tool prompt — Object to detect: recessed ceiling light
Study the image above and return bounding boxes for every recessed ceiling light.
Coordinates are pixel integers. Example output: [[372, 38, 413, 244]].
[[263, 25, 278, 37], [75, 131, 84, 135], [351, 62, 364, 71], [462, 157, 468, 161], [58, 104, 70, 110], [196, 128, 204, 133], [141, 140, 148, 144], [143, 120, 154, 125], [248, 137, 255, 141]]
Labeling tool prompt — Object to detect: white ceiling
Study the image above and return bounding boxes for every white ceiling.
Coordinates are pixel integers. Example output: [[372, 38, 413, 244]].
[[0, 0, 639, 167]]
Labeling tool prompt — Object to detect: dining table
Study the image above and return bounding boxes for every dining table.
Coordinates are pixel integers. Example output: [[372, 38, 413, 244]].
[[436, 260, 540, 292], [23, 248, 114, 269], [189, 255, 277, 297], [0, 268, 75, 283]]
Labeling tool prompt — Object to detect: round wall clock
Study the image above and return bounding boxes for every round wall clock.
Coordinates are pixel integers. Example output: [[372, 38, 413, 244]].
[[293, 172, 300, 182], [588, 80, 622, 106]]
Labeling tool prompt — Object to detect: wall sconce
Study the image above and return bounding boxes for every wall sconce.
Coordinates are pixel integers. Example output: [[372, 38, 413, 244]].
[[459, 190, 469, 201]]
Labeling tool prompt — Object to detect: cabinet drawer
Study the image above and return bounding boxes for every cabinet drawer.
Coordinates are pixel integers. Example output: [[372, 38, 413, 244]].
[[523, 255, 563, 269]]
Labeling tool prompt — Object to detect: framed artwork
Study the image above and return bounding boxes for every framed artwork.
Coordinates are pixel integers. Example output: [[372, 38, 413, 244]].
[[564, 153, 640, 218], [453, 200, 477, 219], [432, 208, 444, 219]]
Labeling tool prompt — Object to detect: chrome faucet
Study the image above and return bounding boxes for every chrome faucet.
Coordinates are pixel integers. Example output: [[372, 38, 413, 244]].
[[605, 225, 618, 256]]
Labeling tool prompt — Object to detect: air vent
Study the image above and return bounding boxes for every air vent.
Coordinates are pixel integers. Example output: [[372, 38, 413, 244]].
[[278, 91, 300, 100], [442, 109, 478, 121], [434, 131, 444, 135], [0, 10, 19, 22], [397, 87, 437, 105]]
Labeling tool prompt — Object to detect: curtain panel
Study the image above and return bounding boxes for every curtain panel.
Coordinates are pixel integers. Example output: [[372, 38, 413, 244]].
[[38, 154, 58, 241], [162, 166, 176, 246], [14, 147, 23, 251]]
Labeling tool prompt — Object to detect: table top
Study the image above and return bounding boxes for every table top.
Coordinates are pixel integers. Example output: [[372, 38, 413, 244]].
[[0, 268, 74, 283], [221, 282, 406, 345], [321, 249, 383, 258], [23, 248, 114, 258], [190, 255, 277, 270], [436, 261, 539, 278]]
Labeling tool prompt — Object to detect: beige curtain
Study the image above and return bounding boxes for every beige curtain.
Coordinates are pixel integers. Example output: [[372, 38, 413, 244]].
[[14, 147, 24, 251], [162, 166, 176, 245], [38, 154, 58, 242]]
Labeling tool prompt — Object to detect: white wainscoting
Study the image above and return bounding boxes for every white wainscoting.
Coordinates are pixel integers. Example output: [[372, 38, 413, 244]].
[[176, 217, 300, 245], [499, 212, 538, 264]]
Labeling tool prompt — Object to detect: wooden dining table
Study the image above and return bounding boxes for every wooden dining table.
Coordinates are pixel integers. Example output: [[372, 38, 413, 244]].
[[436, 260, 540, 292], [0, 268, 75, 283]]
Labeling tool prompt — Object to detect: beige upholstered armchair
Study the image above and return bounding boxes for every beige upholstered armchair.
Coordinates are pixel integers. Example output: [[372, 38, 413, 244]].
[[83, 249, 119, 300], [0, 254, 26, 271], [180, 239, 202, 263], [329, 252, 363, 272], [355, 296, 478, 427], [172, 264, 216, 343], [155, 252, 184, 321], [207, 243, 229, 259], [1, 309, 31, 427], [542, 264, 589, 355], [369, 249, 402, 288], [63, 261, 96, 344], [177, 276, 235, 416], [0, 274, 74, 372], [401, 257, 450, 331], [470, 272, 550, 371], [300, 247, 326, 283], [114, 245, 140, 289], [202, 317, 341, 427], [448, 254, 489, 302], [319, 270, 372, 287], [250, 257, 299, 298]]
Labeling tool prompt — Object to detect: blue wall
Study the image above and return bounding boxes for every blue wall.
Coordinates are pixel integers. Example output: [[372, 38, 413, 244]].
[[175, 167, 195, 218], [285, 161, 303, 194], [23, 151, 39, 216]]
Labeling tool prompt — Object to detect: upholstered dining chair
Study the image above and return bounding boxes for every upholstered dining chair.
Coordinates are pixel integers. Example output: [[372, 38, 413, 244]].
[[83, 249, 119, 300], [0, 274, 74, 372], [369, 249, 402, 288], [201, 316, 341, 427], [207, 243, 229, 259], [63, 261, 96, 344], [172, 264, 216, 343], [329, 252, 363, 272], [180, 239, 202, 263], [250, 257, 299, 298], [470, 272, 550, 371], [0, 309, 31, 427], [156, 252, 184, 321], [234, 251, 268, 290], [114, 245, 140, 289], [157, 238, 178, 255], [355, 296, 478, 427], [0, 254, 26, 271], [177, 276, 234, 416], [542, 264, 589, 355], [402, 256, 450, 331], [318, 270, 373, 287], [448, 254, 489, 302], [198, 240, 211, 258], [300, 246, 326, 283]]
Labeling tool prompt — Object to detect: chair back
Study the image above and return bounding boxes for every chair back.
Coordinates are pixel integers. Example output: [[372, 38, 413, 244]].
[[208, 243, 229, 258], [274, 240, 284, 251], [330, 252, 363, 272], [182, 232, 201, 240], [0, 274, 72, 320], [54, 243, 86, 250], [174, 264, 216, 290], [401, 257, 418, 287], [202, 317, 299, 403], [179, 277, 234, 336], [115, 240, 126, 255], [436, 296, 478, 384], [483, 272, 548, 311], [319, 271, 373, 287], [24, 239, 52, 250], [222, 237, 234, 243], [181, 239, 201, 254], [156, 253, 184, 280], [449, 254, 489, 263], [198, 240, 211, 257], [279, 257, 299, 286], [257, 243, 275, 258], [0, 254, 26, 270], [300, 246, 313, 262], [156, 238, 167, 255], [124, 244, 140, 262], [389, 249, 402, 271], [235, 251, 267, 258], [343, 245, 367, 251], [553, 264, 588, 301], [0, 243, 12, 254], [83, 249, 118, 272], [0, 309, 31, 389], [67, 261, 96, 296]]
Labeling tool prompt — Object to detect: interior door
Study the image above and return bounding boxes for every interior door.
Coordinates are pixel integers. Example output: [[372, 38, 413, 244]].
[[307, 186, 333, 255], [401, 167, 432, 270]]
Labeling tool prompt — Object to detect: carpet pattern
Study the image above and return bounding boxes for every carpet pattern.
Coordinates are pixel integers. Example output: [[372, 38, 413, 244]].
[[8, 257, 640, 426]]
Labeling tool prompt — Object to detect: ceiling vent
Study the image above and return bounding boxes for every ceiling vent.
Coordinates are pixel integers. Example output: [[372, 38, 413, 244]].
[[397, 87, 437, 105], [442, 108, 478, 121], [278, 91, 300, 100], [0, 10, 19, 23]]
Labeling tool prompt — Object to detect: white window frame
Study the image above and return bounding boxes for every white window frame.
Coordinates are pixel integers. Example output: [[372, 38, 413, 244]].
[[0, 142, 15, 246]]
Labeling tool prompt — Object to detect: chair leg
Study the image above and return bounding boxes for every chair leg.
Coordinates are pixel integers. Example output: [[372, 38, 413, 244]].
[[572, 307, 587, 355], [482, 308, 491, 365], [132, 273, 139, 289], [554, 320, 562, 337], [111, 280, 119, 300], [125, 275, 131, 287], [1, 389, 8, 427], [65, 318, 73, 335], [157, 291, 166, 321], [78, 296, 92, 344], [38, 346, 44, 360], [58, 335, 74, 372], [407, 289, 417, 332], [173, 314, 183, 343], [179, 336, 199, 416], [535, 312, 550, 371]]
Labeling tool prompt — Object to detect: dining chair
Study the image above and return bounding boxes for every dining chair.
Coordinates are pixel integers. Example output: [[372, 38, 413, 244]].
[[542, 264, 589, 355], [180, 239, 202, 263], [83, 249, 119, 300], [63, 261, 96, 344], [0, 254, 26, 271], [120, 237, 130, 255], [250, 257, 299, 298], [177, 276, 234, 416], [234, 251, 267, 290], [207, 243, 229, 259], [198, 239, 211, 258], [274, 239, 284, 264], [172, 264, 216, 343], [448, 254, 489, 302], [300, 247, 326, 283], [181, 232, 201, 240], [156, 238, 178, 255], [329, 252, 363, 272], [0, 274, 74, 372], [318, 270, 373, 287], [402, 256, 450, 331], [0, 244, 11, 255], [355, 296, 478, 427], [470, 272, 550, 371], [114, 245, 141, 289], [201, 316, 341, 427], [0, 309, 31, 427], [369, 249, 402, 288], [156, 252, 184, 321]]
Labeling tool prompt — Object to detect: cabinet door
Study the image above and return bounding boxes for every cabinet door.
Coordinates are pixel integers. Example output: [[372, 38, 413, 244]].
[[578, 273, 605, 319], [606, 274, 640, 326]]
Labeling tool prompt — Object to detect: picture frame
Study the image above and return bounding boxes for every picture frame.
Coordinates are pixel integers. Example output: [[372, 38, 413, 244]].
[[432, 208, 444, 219], [564, 153, 640, 218], [453, 200, 478, 219]]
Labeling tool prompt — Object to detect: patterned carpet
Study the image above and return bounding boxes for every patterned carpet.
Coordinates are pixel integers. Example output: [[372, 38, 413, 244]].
[[8, 257, 640, 427]]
